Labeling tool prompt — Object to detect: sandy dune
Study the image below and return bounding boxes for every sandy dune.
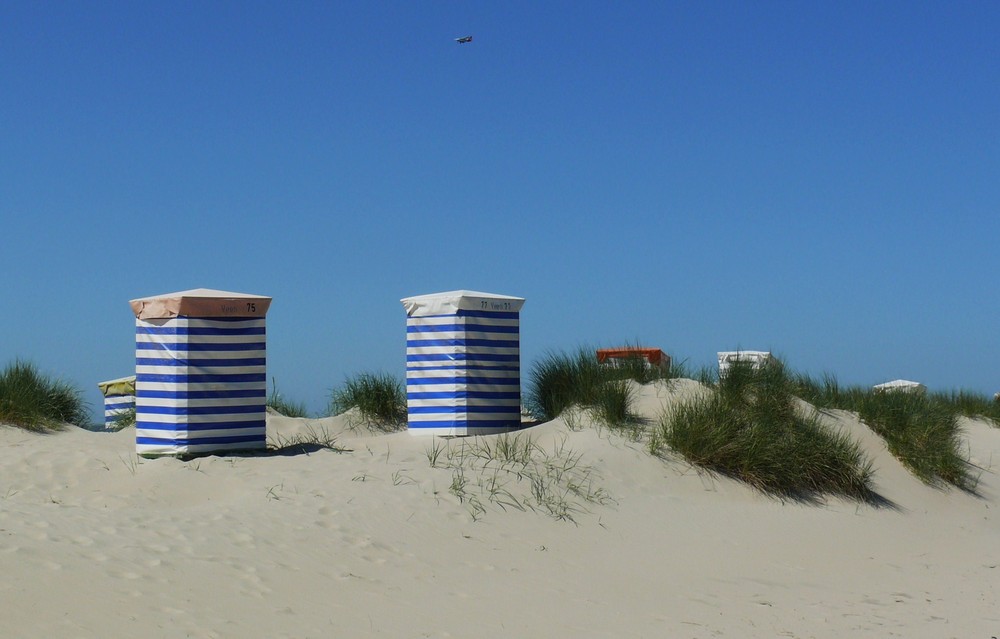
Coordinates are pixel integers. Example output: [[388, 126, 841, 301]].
[[2, 379, 998, 638]]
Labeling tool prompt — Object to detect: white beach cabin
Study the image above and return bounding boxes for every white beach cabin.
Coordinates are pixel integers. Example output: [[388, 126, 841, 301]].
[[873, 379, 927, 394], [717, 351, 772, 377], [130, 288, 272, 457], [401, 290, 525, 436], [97, 375, 135, 430]]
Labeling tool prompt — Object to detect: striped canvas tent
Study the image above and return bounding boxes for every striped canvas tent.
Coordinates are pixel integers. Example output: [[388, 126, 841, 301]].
[[129, 288, 272, 457], [401, 290, 525, 436], [97, 375, 135, 430]]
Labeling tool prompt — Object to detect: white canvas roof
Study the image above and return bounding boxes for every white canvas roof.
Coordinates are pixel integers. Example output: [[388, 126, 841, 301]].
[[718, 351, 772, 362], [401, 290, 525, 317], [873, 379, 926, 393], [130, 288, 271, 319]]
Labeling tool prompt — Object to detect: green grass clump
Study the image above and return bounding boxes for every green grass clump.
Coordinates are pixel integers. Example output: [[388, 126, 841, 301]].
[[790, 372, 869, 413], [857, 390, 977, 490], [330, 371, 406, 431], [0, 360, 89, 431], [930, 390, 1000, 426], [654, 360, 876, 502], [790, 372, 979, 490], [526, 347, 657, 429], [526, 344, 684, 422], [267, 378, 309, 418], [108, 407, 136, 431]]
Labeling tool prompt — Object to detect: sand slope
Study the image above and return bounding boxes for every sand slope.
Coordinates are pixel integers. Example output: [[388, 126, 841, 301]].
[[2, 379, 998, 638]]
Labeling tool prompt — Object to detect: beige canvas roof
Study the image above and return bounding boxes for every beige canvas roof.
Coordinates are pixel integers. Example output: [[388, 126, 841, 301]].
[[97, 375, 135, 396], [129, 288, 271, 319]]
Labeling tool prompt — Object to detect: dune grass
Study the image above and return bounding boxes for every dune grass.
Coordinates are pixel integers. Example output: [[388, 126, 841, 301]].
[[425, 432, 613, 523], [789, 372, 980, 489], [526, 346, 678, 430], [267, 378, 309, 418], [329, 371, 407, 431], [930, 389, 1000, 426], [0, 360, 89, 431], [653, 360, 877, 502], [857, 391, 977, 490], [107, 407, 137, 431]]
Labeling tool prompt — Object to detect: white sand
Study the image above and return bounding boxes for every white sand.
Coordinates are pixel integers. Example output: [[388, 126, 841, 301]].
[[2, 379, 998, 638]]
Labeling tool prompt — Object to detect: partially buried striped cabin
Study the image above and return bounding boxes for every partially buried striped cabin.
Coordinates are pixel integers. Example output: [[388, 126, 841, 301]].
[[129, 289, 272, 457], [401, 290, 525, 436], [97, 375, 135, 430]]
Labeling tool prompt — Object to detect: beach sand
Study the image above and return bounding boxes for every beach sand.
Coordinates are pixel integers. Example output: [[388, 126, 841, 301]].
[[2, 379, 998, 638]]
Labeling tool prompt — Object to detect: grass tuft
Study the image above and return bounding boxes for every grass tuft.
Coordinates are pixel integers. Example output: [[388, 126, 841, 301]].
[[107, 407, 136, 431], [790, 371, 980, 490], [930, 389, 1000, 426], [655, 359, 877, 502], [267, 378, 309, 418], [330, 371, 407, 431], [425, 432, 613, 523], [0, 360, 89, 431], [857, 391, 977, 490], [526, 345, 677, 430]]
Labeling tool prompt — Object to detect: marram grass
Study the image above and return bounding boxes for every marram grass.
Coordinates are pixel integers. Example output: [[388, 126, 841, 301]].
[[267, 378, 309, 418], [526, 345, 679, 429], [330, 371, 407, 431], [0, 360, 89, 431], [790, 371, 980, 490], [653, 360, 877, 502], [857, 390, 977, 490]]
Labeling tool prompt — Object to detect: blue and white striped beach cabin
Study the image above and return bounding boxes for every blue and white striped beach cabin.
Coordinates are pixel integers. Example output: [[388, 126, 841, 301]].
[[129, 288, 272, 457], [401, 290, 525, 436], [97, 375, 135, 430]]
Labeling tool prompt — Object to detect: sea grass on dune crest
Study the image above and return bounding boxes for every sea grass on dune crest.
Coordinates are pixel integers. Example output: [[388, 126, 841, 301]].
[[857, 391, 978, 491], [655, 360, 877, 502], [329, 371, 407, 431], [789, 371, 981, 490], [267, 378, 310, 418], [930, 389, 1000, 426], [526, 345, 679, 431], [0, 359, 89, 431]]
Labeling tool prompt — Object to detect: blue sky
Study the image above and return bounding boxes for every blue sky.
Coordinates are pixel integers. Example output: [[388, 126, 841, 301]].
[[2, 2, 998, 421]]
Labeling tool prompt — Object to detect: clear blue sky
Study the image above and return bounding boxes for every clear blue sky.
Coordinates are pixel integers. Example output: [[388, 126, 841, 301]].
[[2, 2, 998, 421]]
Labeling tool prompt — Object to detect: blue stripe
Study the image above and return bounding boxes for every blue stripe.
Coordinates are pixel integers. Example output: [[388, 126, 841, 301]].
[[406, 338, 519, 349], [137, 404, 263, 416], [407, 365, 520, 372], [407, 324, 519, 334], [136, 420, 265, 431], [135, 357, 266, 367], [408, 405, 519, 414], [415, 310, 519, 320], [136, 373, 267, 383], [407, 419, 521, 429], [136, 434, 265, 446], [137, 389, 264, 400], [105, 401, 134, 410], [406, 376, 520, 386], [137, 326, 266, 336], [136, 342, 266, 351], [406, 353, 520, 363], [407, 391, 520, 400], [456, 310, 519, 319]]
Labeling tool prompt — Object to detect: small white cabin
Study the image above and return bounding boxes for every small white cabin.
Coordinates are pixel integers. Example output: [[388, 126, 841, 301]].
[[717, 351, 772, 377]]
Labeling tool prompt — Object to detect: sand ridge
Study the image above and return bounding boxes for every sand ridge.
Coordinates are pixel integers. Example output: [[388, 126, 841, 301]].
[[1, 380, 998, 638]]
